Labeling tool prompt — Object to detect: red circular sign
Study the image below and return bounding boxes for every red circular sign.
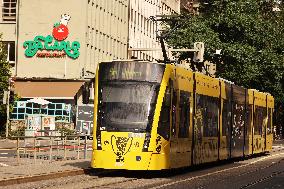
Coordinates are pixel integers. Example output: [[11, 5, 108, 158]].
[[52, 24, 69, 41]]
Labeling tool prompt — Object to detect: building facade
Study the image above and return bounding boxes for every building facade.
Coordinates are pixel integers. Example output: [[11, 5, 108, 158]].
[[128, 0, 180, 60], [0, 0, 181, 131]]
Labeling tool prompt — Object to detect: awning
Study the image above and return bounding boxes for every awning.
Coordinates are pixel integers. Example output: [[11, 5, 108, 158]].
[[14, 81, 84, 99]]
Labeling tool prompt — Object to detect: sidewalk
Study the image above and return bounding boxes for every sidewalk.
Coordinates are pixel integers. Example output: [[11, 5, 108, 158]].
[[0, 139, 19, 149], [0, 159, 91, 186], [0, 139, 93, 186]]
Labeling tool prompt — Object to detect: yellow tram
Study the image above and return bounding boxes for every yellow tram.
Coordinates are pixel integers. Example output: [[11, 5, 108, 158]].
[[91, 60, 274, 170]]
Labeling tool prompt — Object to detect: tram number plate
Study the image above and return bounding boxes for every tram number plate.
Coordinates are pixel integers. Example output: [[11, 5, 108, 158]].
[[115, 162, 124, 167]]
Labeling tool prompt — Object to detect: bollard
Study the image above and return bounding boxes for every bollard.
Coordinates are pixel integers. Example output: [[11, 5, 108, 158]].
[[34, 137, 36, 163], [49, 137, 52, 162], [24, 138, 26, 154], [77, 136, 80, 159], [17, 137, 19, 164], [84, 135, 87, 159], [64, 136, 67, 160], [73, 137, 76, 153], [57, 140, 59, 155]]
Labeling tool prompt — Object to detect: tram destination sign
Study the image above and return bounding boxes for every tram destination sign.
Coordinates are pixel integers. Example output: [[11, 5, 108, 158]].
[[99, 61, 165, 83]]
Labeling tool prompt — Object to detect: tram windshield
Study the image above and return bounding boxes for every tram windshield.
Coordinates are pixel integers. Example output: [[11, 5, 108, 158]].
[[97, 61, 165, 132], [98, 82, 159, 132]]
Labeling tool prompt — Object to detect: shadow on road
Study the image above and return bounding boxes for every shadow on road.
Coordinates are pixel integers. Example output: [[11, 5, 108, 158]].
[[82, 153, 271, 179]]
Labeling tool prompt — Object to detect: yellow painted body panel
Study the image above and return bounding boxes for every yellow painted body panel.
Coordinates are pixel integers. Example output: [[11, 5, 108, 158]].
[[92, 131, 170, 170], [92, 150, 152, 170], [247, 135, 253, 154], [254, 91, 267, 107], [253, 135, 265, 154], [266, 134, 273, 151], [248, 90, 254, 105], [219, 136, 229, 160], [247, 90, 254, 155], [194, 137, 219, 164], [267, 94, 274, 108], [195, 72, 219, 98], [169, 66, 193, 169]]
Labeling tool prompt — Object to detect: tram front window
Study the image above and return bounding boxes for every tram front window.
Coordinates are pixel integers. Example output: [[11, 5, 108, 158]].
[[98, 82, 159, 132]]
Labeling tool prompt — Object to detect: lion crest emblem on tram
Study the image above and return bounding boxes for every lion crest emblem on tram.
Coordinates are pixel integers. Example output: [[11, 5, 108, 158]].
[[111, 136, 133, 163]]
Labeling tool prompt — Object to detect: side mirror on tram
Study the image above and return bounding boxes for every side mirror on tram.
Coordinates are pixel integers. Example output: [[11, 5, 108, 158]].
[[82, 84, 90, 104]]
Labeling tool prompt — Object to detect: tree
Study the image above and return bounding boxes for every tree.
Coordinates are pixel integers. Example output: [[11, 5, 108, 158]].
[[166, 0, 284, 135], [0, 34, 11, 133]]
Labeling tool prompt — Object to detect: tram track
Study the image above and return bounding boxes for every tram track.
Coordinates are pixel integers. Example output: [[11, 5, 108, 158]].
[[33, 170, 121, 189], [0, 168, 114, 187], [194, 157, 284, 189], [83, 178, 139, 189], [0, 169, 89, 187], [147, 152, 284, 189], [240, 170, 284, 188], [24, 170, 140, 189]]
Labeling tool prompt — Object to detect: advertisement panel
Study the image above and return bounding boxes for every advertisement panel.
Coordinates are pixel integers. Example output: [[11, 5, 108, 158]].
[[25, 115, 41, 136]]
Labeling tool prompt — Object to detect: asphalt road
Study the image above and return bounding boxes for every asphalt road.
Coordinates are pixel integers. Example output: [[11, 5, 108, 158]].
[[0, 149, 16, 167], [0, 149, 15, 158]]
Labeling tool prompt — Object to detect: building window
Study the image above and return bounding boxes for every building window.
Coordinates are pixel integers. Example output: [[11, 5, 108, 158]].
[[2, 0, 17, 22], [11, 101, 72, 123], [2, 41, 15, 64]]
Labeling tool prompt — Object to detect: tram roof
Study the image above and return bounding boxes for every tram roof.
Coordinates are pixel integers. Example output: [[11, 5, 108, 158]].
[[99, 60, 273, 97], [100, 59, 163, 65]]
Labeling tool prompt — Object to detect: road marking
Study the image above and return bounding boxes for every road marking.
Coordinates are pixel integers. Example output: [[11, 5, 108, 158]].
[[0, 153, 8, 155], [150, 152, 284, 189], [0, 148, 15, 151], [0, 163, 9, 167], [0, 157, 8, 159]]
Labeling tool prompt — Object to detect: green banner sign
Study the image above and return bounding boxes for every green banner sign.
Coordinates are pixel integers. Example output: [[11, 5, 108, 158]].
[[23, 35, 80, 59]]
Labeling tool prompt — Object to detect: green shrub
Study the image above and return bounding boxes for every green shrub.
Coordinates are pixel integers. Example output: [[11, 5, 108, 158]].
[[9, 126, 25, 138]]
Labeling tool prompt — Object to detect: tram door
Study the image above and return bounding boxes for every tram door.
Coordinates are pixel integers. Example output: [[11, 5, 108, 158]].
[[220, 82, 232, 160], [231, 85, 246, 158], [169, 81, 180, 168], [176, 90, 192, 167]]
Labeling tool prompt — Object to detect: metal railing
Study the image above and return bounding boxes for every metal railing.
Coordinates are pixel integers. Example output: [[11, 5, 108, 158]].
[[11, 135, 91, 164]]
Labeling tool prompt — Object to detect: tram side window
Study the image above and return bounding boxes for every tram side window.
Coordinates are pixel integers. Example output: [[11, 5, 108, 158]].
[[196, 94, 206, 141], [254, 106, 266, 135], [222, 100, 231, 137], [178, 91, 190, 138], [204, 96, 219, 137], [267, 108, 272, 134], [157, 86, 171, 140], [195, 95, 218, 139]]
